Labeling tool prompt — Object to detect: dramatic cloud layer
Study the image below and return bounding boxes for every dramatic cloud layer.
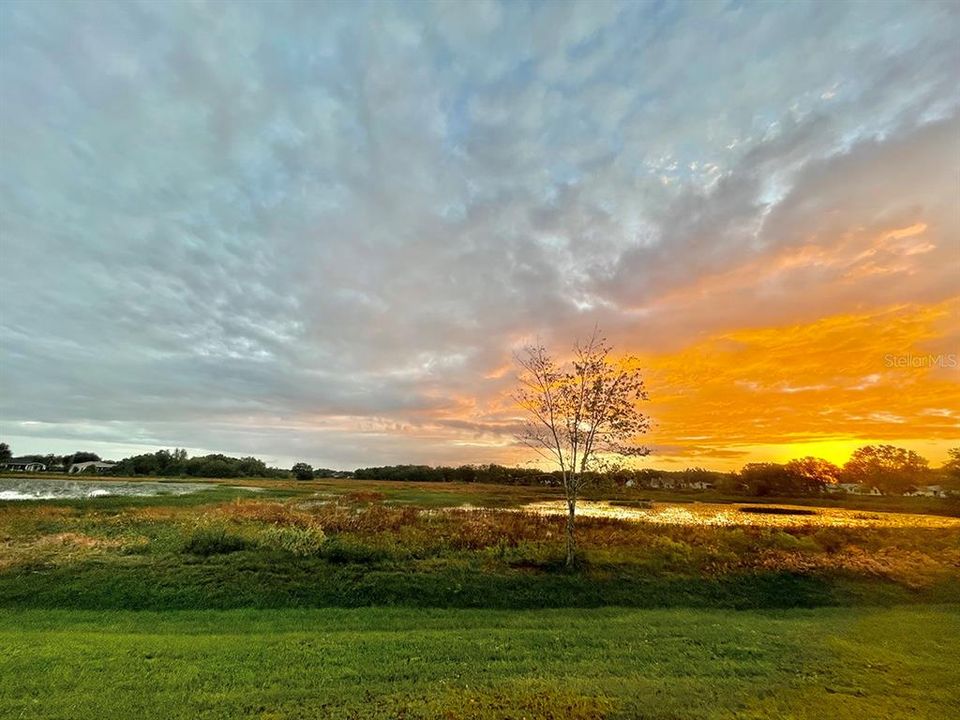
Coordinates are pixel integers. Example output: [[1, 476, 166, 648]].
[[1, 0, 958, 468]]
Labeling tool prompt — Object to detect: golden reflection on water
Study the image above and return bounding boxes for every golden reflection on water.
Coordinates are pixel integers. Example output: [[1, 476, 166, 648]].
[[521, 501, 960, 529]]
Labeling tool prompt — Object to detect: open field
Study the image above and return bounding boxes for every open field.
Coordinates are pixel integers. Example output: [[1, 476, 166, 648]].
[[2, 476, 959, 718]]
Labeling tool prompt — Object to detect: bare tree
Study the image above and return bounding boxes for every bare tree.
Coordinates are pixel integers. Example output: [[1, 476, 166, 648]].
[[514, 330, 650, 567]]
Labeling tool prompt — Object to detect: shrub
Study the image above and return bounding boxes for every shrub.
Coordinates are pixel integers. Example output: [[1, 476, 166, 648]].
[[261, 525, 326, 557], [767, 531, 819, 552], [648, 535, 697, 571], [182, 526, 249, 556], [813, 527, 850, 554]]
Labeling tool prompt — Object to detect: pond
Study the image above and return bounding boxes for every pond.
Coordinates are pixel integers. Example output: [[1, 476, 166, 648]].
[[0, 477, 211, 501], [520, 500, 960, 529]]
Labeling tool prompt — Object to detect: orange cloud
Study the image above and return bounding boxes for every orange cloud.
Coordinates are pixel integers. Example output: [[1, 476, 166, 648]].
[[635, 299, 959, 468]]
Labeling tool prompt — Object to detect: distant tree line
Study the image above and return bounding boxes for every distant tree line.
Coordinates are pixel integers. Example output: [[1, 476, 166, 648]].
[[351, 464, 729, 490], [353, 464, 549, 485], [351, 446, 960, 497], [726, 446, 958, 497], [3, 441, 959, 497]]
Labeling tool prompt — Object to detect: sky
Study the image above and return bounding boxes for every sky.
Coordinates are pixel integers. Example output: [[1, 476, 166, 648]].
[[1, 0, 958, 471]]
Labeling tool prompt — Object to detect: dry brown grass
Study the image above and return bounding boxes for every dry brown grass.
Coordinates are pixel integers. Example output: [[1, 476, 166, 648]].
[[0, 505, 77, 521], [344, 490, 387, 503], [0, 532, 138, 571], [215, 499, 316, 528], [309, 502, 421, 534], [438, 510, 558, 549], [125, 506, 186, 522], [34, 532, 124, 549]]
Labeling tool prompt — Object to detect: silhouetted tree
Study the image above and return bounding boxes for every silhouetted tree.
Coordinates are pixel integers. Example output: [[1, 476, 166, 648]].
[[738, 463, 792, 496], [941, 448, 960, 492], [65, 451, 100, 467], [784, 457, 841, 494], [237, 456, 268, 477], [292, 463, 314, 481], [842, 445, 929, 494], [36, 454, 62, 470], [515, 330, 650, 567], [944, 448, 960, 478], [0, 443, 11, 462]]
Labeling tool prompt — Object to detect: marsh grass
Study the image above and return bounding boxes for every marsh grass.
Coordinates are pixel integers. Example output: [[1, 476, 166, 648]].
[[2, 489, 959, 610], [260, 524, 326, 557], [181, 525, 250, 556]]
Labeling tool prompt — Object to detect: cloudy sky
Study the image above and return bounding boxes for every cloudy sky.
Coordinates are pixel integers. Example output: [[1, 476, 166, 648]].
[[1, 0, 958, 470]]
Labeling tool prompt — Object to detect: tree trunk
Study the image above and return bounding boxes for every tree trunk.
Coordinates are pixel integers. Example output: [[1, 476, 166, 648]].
[[565, 496, 577, 568]]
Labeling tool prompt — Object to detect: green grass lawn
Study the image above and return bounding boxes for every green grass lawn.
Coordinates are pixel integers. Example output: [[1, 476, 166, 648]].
[[1, 605, 957, 719]]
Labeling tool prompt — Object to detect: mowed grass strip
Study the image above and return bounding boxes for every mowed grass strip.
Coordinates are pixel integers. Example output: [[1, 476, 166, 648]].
[[1, 605, 957, 720]]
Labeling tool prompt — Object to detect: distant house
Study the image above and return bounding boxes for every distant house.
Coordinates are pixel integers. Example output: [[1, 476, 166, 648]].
[[645, 477, 674, 490], [833, 482, 883, 496], [68, 461, 116, 474], [1, 460, 46, 472], [643, 477, 714, 491], [904, 485, 946, 498]]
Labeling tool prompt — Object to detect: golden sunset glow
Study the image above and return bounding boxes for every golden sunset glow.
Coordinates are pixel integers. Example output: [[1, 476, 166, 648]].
[[634, 300, 959, 468], [359, 296, 959, 472]]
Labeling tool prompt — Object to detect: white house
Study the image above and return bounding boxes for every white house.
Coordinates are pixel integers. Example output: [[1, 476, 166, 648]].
[[643, 477, 714, 491], [68, 461, 116, 474], [1, 460, 46, 472], [833, 482, 883, 496]]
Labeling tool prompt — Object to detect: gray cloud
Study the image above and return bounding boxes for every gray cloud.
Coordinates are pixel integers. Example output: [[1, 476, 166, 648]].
[[1, 0, 957, 467]]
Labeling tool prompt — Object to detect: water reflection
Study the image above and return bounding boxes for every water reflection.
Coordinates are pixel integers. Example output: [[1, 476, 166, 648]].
[[521, 500, 960, 529], [0, 478, 209, 501]]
